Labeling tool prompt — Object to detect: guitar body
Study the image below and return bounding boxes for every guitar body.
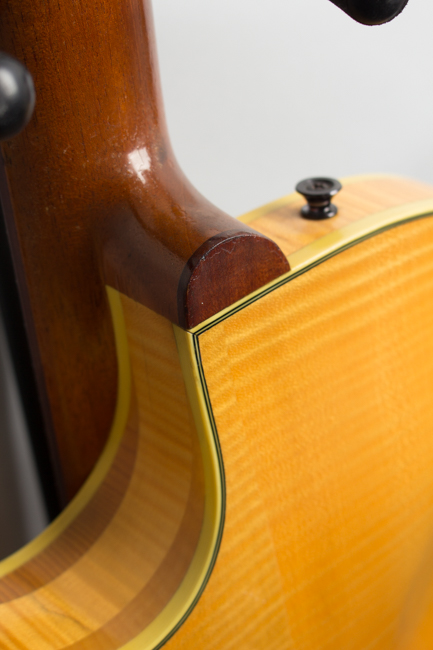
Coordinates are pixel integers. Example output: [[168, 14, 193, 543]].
[[0, 0, 431, 646], [1, 176, 433, 649]]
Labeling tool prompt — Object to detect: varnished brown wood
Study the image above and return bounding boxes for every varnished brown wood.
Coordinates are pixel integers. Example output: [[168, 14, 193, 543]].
[[177, 230, 288, 328], [0, 0, 288, 499]]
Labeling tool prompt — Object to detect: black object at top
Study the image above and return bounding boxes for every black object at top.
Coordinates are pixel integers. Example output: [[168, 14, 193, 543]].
[[329, 0, 409, 25], [0, 53, 35, 141], [296, 177, 342, 220], [0, 1, 411, 144]]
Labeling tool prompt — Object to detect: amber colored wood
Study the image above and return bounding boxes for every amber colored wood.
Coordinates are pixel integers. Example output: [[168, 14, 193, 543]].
[[239, 175, 433, 256], [164, 215, 433, 650], [398, 543, 433, 650], [0, 294, 205, 648], [0, 0, 288, 499], [3, 194, 433, 647]]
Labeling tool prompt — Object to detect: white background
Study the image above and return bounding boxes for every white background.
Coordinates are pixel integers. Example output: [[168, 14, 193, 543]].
[[153, 0, 433, 217], [2, 0, 433, 554]]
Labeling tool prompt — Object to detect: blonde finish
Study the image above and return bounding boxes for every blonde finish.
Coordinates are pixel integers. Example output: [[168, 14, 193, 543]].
[[165, 214, 433, 650], [0, 290, 222, 649], [239, 175, 433, 257], [1, 176, 433, 648]]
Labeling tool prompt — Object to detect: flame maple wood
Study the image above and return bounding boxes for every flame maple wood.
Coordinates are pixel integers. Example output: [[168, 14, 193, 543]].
[[2, 178, 433, 648], [0, 290, 208, 649], [165, 210, 433, 650], [240, 174, 433, 253]]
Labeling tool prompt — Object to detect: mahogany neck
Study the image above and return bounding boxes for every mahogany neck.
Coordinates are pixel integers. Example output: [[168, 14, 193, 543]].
[[0, 0, 288, 499]]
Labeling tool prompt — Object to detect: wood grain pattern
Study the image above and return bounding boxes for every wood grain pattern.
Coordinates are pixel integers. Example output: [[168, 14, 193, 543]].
[[239, 175, 433, 257], [164, 213, 433, 650], [0, 289, 212, 649], [2, 189, 433, 647], [398, 541, 433, 650], [0, 0, 288, 499]]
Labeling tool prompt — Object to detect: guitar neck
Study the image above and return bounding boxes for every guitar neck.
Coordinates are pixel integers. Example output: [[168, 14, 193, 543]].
[[0, 0, 288, 500]]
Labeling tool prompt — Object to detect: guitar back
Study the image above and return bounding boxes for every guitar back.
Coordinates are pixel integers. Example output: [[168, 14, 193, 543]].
[[0, 0, 432, 646], [163, 175, 433, 650], [1, 176, 433, 649]]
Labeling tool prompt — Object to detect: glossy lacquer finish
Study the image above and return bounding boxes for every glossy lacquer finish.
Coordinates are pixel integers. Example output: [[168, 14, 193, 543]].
[[0, 0, 288, 500]]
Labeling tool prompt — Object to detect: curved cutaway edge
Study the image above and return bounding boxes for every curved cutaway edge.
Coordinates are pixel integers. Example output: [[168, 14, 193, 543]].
[[0, 288, 131, 582], [0, 288, 226, 650], [130, 325, 227, 650]]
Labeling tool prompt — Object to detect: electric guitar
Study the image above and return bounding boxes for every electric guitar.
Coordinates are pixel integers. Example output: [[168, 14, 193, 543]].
[[1, 0, 432, 648]]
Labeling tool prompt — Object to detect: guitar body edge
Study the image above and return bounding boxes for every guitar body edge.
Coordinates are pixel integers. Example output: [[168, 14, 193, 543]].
[[1, 175, 433, 648]]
